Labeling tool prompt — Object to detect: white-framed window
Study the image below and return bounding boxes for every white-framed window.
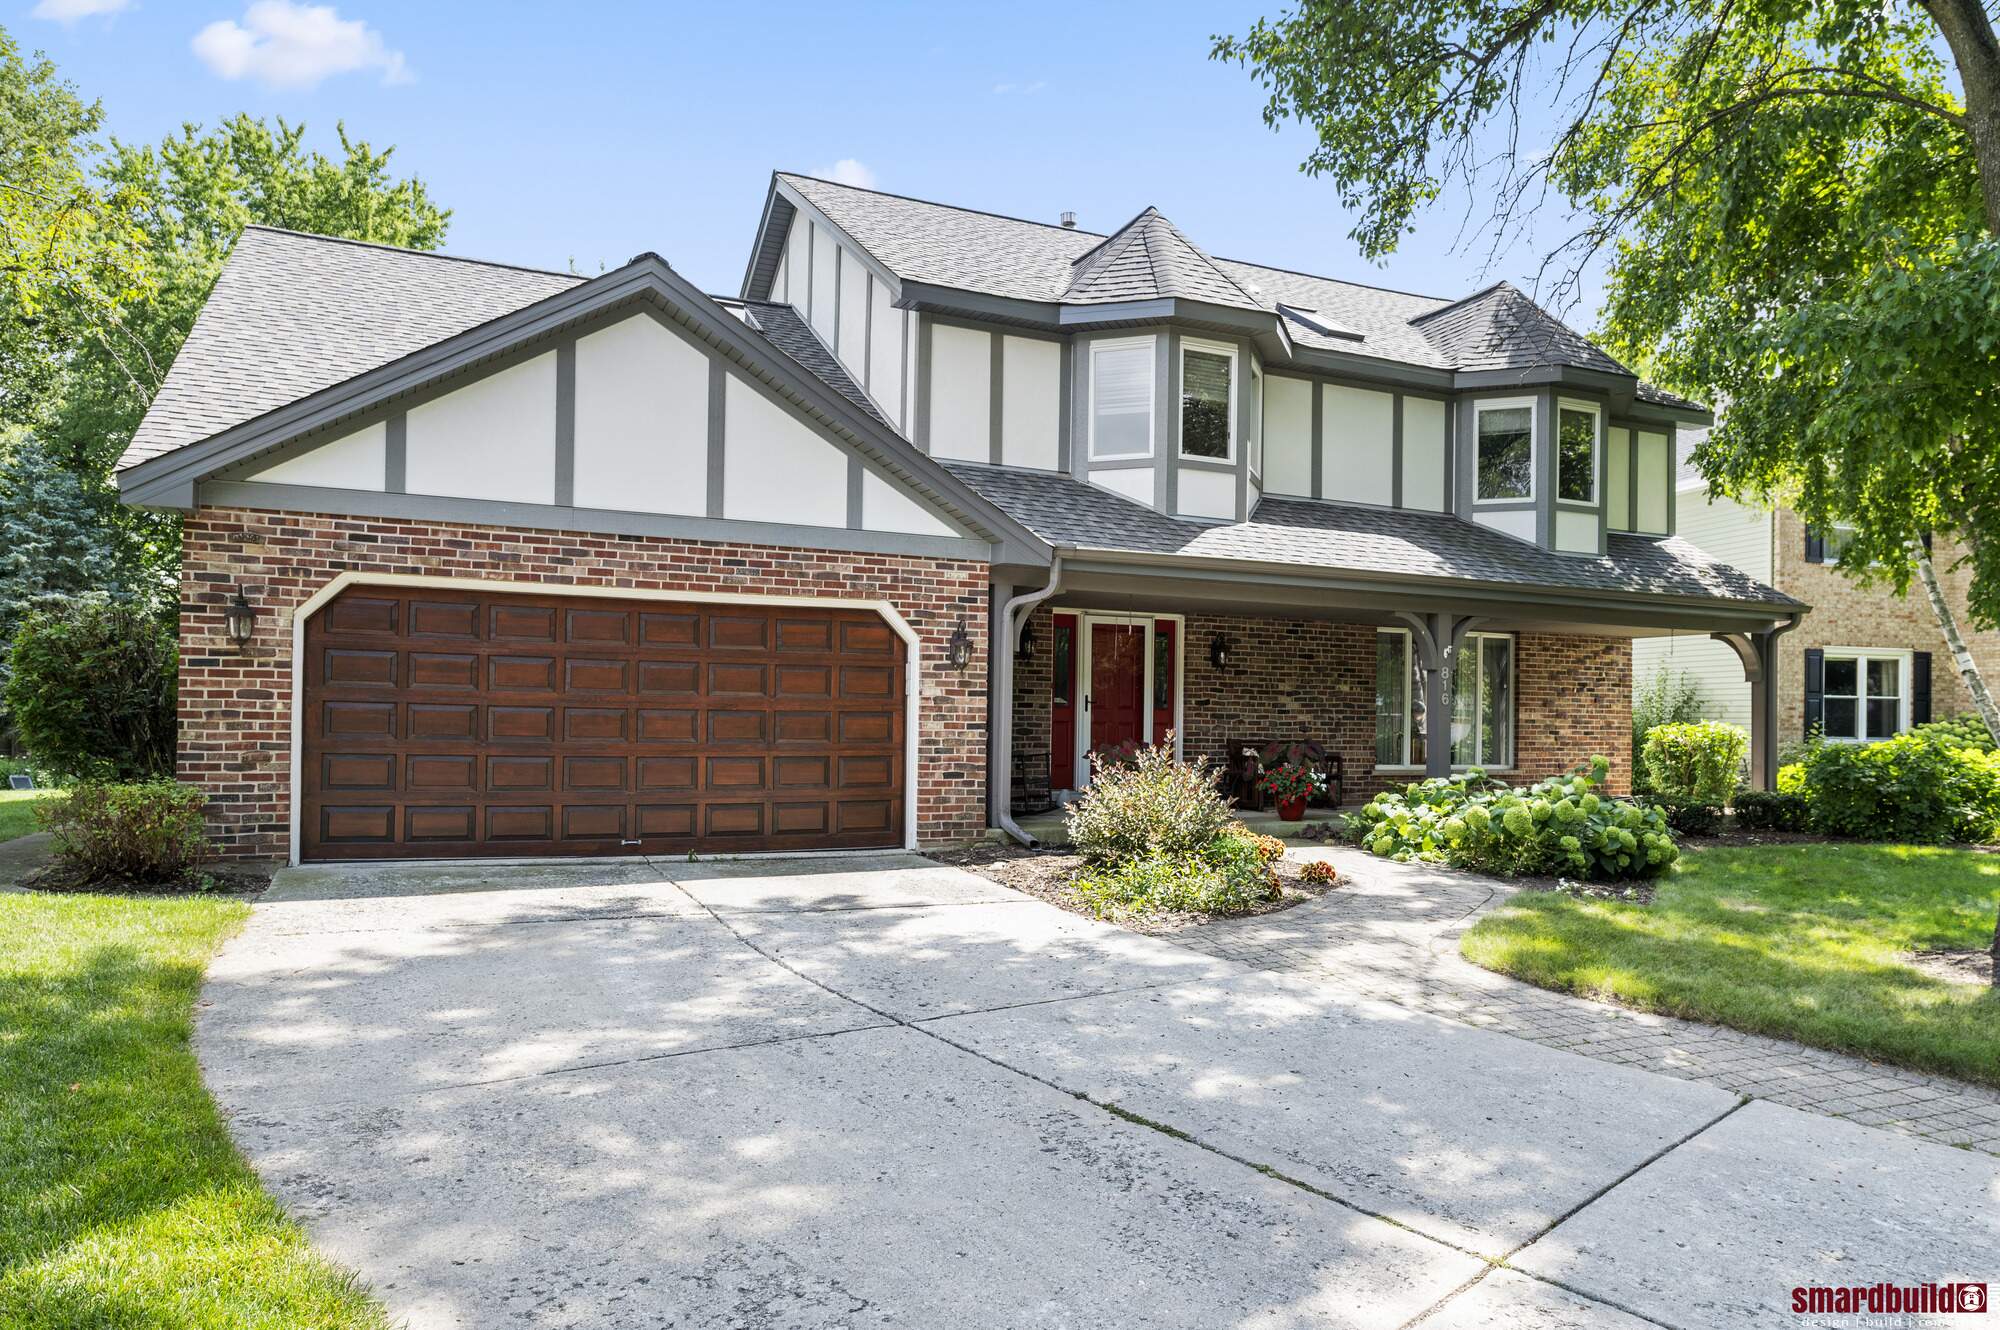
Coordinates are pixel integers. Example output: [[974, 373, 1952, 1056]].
[[1475, 397, 1536, 503], [1375, 629, 1515, 768], [1820, 648, 1910, 742], [1556, 398, 1600, 503], [1088, 336, 1156, 460], [1179, 337, 1236, 462]]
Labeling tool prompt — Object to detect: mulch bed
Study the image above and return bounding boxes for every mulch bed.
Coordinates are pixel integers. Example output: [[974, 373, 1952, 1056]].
[[1901, 947, 1997, 987], [19, 862, 273, 897], [924, 843, 1341, 935]]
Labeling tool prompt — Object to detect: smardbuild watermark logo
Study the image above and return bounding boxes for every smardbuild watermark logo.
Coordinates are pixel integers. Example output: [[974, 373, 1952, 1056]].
[[1791, 1281, 1987, 1318]]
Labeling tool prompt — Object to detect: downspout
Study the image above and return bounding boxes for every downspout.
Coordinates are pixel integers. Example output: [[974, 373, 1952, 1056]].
[[991, 556, 1064, 847]]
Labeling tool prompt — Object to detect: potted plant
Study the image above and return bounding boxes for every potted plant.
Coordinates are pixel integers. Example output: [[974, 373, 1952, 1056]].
[[1257, 760, 1324, 822]]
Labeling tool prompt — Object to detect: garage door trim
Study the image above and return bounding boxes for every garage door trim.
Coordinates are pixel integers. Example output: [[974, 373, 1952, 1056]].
[[286, 572, 923, 864]]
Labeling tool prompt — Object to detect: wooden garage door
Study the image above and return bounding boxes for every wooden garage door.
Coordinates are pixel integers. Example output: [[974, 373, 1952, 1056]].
[[301, 586, 906, 860]]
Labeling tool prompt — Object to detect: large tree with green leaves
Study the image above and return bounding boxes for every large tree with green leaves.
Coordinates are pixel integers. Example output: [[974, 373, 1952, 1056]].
[[1213, 0, 2000, 748]]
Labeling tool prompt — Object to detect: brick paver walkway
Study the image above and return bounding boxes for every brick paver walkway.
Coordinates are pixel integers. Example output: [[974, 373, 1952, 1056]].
[[1173, 846, 2000, 1156]]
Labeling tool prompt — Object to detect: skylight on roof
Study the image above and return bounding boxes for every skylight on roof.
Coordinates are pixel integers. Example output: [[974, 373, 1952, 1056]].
[[1278, 303, 1364, 341]]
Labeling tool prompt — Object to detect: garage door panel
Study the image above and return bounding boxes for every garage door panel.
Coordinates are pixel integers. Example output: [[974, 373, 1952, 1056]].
[[302, 588, 906, 859]]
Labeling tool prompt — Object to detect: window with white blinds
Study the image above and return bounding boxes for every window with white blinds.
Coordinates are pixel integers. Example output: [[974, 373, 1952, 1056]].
[[1089, 337, 1155, 460]]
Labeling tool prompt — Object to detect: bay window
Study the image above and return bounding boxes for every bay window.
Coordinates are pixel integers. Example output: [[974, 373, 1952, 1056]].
[[1820, 650, 1908, 741], [1374, 628, 1515, 768], [1179, 339, 1235, 460], [1475, 399, 1534, 502], [1089, 337, 1155, 459]]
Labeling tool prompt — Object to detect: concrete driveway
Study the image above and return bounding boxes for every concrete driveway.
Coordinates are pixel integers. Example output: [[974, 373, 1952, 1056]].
[[201, 854, 2000, 1329]]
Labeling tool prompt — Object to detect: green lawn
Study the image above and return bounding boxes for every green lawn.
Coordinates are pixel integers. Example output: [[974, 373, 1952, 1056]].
[[0, 892, 388, 1329], [1462, 842, 2000, 1085], [0, 789, 57, 843]]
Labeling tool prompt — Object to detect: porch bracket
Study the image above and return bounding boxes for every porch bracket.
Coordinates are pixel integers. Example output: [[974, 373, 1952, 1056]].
[[1393, 610, 1485, 779], [991, 557, 1065, 847], [1709, 613, 1802, 791]]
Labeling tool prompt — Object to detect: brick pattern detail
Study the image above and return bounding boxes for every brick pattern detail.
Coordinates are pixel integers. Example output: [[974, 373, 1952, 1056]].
[[179, 507, 989, 859], [1772, 511, 2000, 738], [1010, 604, 1055, 803], [1014, 612, 1632, 807]]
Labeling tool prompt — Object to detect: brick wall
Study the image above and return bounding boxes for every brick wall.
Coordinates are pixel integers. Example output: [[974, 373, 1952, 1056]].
[[1019, 612, 1632, 805], [1010, 603, 1055, 804], [180, 507, 990, 859], [1773, 511, 2000, 739]]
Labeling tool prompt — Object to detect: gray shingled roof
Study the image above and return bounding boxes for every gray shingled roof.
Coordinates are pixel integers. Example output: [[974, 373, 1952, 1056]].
[[119, 227, 581, 471], [1063, 208, 1262, 309], [721, 298, 891, 428], [941, 461, 1798, 608], [1410, 282, 1628, 376]]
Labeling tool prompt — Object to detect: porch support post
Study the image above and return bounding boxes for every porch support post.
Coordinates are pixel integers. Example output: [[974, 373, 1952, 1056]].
[[1394, 610, 1484, 780], [1710, 615, 1800, 790]]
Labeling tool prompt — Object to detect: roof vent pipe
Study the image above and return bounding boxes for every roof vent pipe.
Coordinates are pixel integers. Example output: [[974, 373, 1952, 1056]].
[[1060, 211, 1077, 229]]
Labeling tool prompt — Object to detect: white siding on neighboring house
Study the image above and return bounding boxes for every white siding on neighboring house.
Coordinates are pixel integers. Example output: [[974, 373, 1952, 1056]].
[[1322, 384, 1394, 506], [1632, 489, 1771, 729], [1260, 374, 1313, 497], [572, 314, 707, 515], [1401, 396, 1447, 512], [405, 353, 557, 504], [721, 373, 847, 526], [1000, 335, 1060, 470], [928, 323, 991, 462], [246, 421, 385, 489]]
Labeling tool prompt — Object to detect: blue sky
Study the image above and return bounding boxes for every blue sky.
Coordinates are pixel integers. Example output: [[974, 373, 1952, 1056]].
[[18, 0, 1605, 316]]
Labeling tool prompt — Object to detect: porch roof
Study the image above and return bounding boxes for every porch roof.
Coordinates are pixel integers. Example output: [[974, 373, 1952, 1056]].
[[945, 461, 1802, 613]]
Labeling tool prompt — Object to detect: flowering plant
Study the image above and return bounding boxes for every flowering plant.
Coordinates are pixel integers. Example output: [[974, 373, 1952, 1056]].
[[1256, 761, 1324, 801]]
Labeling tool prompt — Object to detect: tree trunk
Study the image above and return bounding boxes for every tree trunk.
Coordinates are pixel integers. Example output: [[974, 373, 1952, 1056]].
[[1924, 0, 2000, 230], [1912, 543, 2000, 743]]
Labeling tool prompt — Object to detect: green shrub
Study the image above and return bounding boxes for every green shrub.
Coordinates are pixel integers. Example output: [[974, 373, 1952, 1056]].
[[1776, 762, 1806, 794], [1064, 735, 1231, 865], [1072, 833, 1279, 916], [1732, 788, 1810, 832], [1796, 732, 2000, 844], [38, 781, 210, 883], [1654, 799, 1723, 837], [6, 597, 176, 782], [1641, 721, 1748, 806], [1910, 713, 1998, 753], [1631, 669, 1707, 795], [1357, 757, 1678, 881]]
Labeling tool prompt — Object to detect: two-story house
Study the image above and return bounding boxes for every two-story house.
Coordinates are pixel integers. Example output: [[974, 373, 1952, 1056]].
[[1637, 427, 1993, 742], [115, 172, 1801, 863]]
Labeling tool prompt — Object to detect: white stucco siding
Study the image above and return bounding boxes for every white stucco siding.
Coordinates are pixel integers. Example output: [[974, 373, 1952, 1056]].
[[1321, 384, 1394, 506], [1089, 467, 1153, 507], [248, 421, 386, 489], [721, 374, 848, 527], [785, 215, 810, 310], [1001, 335, 1060, 470], [1606, 428, 1633, 529], [1175, 467, 1235, 520], [928, 323, 992, 462], [837, 256, 868, 380], [862, 469, 956, 536], [405, 353, 557, 503], [868, 283, 904, 427], [1635, 429, 1671, 535], [1401, 396, 1447, 512], [1261, 375, 1313, 497], [1555, 508, 1599, 554], [1475, 508, 1537, 543], [572, 314, 707, 515], [810, 224, 838, 340]]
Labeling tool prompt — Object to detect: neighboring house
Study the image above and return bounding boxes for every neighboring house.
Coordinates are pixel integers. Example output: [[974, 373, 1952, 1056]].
[[116, 172, 1802, 864], [1636, 427, 1997, 743]]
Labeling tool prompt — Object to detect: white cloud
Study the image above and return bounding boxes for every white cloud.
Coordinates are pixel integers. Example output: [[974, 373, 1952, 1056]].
[[192, 2, 412, 90], [31, 0, 130, 21], [992, 80, 1047, 95], [812, 158, 877, 190]]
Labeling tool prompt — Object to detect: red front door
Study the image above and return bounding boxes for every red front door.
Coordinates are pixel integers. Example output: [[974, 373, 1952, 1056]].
[[1049, 614, 1078, 792], [1089, 623, 1146, 758]]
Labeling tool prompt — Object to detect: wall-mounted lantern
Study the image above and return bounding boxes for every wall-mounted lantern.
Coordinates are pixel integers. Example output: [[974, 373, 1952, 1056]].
[[222, 590, 258, 652], [946, 618, 974, 670], [1014, 620, 1036, 662], [1208, 633, 1233, 670]]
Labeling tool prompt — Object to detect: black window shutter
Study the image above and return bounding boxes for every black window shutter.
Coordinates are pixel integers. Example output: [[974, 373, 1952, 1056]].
[[1921, 531, 1934, 556], [1912, 651, 1932, 726], [1803, 648, 1825, 737], [1804, 529, 1825, 563]]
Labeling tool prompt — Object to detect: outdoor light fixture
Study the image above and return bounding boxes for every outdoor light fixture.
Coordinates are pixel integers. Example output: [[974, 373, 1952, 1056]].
[[1014, 620, 1036, 662], [222, 591, 258, 651], [1208, 633, 1232, 670], [946, 618, 974, 670]]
